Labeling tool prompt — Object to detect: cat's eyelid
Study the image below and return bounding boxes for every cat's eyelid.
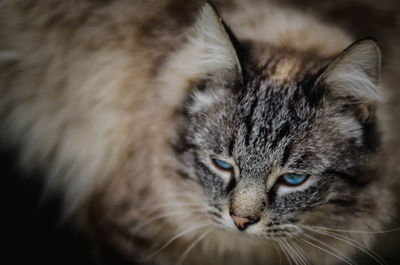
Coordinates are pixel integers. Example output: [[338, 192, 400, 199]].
[[211, 157, 233, 171], [280, 173, 309, 187], [275, 174, 315, 195], [210, 156, 235, 169], [266, 168, 311, 192], [206, 155, 239, 182]]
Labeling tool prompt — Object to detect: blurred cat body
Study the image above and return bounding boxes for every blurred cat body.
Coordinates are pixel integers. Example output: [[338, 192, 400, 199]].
[[0, 1, 392, 264]]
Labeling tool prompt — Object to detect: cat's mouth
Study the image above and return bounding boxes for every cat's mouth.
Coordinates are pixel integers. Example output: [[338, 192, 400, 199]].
[[212, 213, 302, 240], [207, 204, 303, 240]]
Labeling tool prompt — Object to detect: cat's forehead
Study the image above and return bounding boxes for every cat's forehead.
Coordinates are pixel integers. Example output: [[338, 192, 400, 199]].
[[234, 72, 313, 120], [233, 90, 308, 161], [227, 69, 330, 169], [231, 47, 330, 123]]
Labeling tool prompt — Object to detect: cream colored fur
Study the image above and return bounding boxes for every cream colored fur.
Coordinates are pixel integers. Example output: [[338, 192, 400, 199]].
[[221, 1, 352, 56]]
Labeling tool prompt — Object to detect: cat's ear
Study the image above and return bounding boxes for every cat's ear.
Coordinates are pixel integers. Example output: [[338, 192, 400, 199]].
[[188, 2, 242, 80], [318, 39, 381, 104], [158, 3, 241, 107]]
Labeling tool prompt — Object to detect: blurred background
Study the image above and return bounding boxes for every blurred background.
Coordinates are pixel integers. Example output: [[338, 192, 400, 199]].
[[1, 0, 400, 264]]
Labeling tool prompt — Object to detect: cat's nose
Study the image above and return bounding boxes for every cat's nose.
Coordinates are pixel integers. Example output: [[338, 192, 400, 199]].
[[231, 214, 259, 230]]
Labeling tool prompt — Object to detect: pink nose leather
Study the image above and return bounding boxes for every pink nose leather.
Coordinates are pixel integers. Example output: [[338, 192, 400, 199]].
[[231, 215, 251, 230]]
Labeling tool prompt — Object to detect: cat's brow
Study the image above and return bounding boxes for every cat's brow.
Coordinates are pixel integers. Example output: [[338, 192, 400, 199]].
[[243, 95, 259, 146], [280, 144, 292, 167]]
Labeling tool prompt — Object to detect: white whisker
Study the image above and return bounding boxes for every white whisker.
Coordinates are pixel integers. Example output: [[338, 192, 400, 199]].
[[303, 233, 357, 264], [283, 241, 299, 265], [299, 234, 356, 265], [275, 238, 292, 265], [301, 224, 400, 234], [176, 229, 213, 265], [304, 226, 387, 265], [272, 241, 283, 265], [277, 238, 294, 265], [283, 239, 303, 265], [288, 239, 307, 265], [291, 240, 309, 265], [138, 222, 213, 262]]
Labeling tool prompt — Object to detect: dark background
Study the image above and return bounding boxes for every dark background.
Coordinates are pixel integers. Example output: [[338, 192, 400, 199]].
[[0, 148, 99, 265], [1, 1, 400, 265]]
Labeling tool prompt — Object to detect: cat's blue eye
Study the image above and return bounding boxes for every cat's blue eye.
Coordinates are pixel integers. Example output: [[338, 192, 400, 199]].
[[212, 158, 234, 171], [281, 173, 308, 186]]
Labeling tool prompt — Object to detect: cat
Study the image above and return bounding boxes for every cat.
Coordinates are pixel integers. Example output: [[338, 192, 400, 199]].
[[0, 0, 395, 264]]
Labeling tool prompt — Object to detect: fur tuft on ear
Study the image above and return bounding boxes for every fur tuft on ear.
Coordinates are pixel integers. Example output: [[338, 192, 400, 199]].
[[319, 39, 381, 103], [189, 2, 241, 78]]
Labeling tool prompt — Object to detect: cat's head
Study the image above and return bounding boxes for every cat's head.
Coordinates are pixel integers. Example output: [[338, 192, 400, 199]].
[[169, 2, 390, 257]]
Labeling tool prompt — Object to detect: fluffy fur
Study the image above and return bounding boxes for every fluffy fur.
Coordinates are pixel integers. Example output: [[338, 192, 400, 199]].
[[0, 1, 395, 265]]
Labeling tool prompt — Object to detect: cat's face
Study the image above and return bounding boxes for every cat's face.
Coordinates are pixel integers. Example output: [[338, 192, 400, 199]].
[[170, 4, 384, 244], [174, 58, 379, 241]]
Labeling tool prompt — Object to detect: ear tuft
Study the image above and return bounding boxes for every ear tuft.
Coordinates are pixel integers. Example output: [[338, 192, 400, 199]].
[[319, 39, 381, 103], [190, 2, 241, 78]]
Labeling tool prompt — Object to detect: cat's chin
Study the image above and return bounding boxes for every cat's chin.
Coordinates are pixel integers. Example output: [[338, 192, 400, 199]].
[[191, 226, 280, 263]]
